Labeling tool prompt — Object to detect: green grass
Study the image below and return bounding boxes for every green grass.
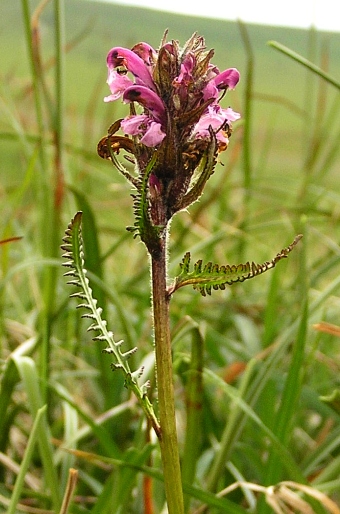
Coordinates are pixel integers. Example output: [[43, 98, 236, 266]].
[[1, 0, 340, 512]]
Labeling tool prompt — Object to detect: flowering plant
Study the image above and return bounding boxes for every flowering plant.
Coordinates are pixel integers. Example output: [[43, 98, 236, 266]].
[[63, 32, 301, 513]]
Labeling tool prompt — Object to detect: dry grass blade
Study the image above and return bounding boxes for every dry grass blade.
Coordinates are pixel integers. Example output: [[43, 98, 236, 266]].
[[194, 481, 340, 514], [59, 468, 78, 514]]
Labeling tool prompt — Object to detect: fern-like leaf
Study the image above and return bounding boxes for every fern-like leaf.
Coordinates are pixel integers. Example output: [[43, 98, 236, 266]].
[[169, 234, 302, 296], [61, 212, 160, 436]]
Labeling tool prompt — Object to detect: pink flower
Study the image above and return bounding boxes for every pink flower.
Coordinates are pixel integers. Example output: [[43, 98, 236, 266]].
[[130, 42, 157, 66], [193, 105, 241, 145], [173, 53, 195, 87], [121, 114, 149, 135], [203, 68, 240, 101]]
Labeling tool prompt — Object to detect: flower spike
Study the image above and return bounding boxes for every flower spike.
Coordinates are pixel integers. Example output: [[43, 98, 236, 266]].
[[98, 32, 241, 257]]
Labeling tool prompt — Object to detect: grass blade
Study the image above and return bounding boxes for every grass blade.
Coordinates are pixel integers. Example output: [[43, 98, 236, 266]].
[[12, 355, 61, 511], [268, 40, 340, 90], [7, 406, 47, 514]]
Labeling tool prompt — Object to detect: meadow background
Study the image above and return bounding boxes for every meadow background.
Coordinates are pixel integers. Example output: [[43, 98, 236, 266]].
[[1, 0, 340, 512]]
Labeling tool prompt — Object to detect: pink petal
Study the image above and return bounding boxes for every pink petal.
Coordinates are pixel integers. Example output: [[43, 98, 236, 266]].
[[121, 115, 149, 135], [105, 69, 134, 102], [193, 104, 240, 138], [221, 107, 241, 122], [140, 121, 166, 146]]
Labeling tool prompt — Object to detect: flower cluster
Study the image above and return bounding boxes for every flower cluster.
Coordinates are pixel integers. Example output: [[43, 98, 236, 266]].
[[98, 33, 240, 255]]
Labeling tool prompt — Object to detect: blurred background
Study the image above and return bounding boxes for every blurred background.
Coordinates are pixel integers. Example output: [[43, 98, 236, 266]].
[[1, 1, 340, 512]]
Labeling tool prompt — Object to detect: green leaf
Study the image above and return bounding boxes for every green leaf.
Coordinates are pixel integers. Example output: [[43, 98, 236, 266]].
[[170, 234, 302, 296], [181, 322, 204, 513], [61, 212, 160, 436], [12, 356, 61, 511], [7, 406, 47, 514]]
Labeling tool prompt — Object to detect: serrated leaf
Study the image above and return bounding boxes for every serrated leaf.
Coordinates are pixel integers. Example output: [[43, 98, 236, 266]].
[[169, 235, 302, 296], [61, 212, 160, 435]]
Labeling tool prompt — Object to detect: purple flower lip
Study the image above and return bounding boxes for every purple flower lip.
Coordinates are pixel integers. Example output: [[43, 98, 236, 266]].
[[173, 53, 195, 87], [140, 122, 166, 146], [123, 85, 166, 124], [213, 68, 240, 91], [107, 47, 155, 90]]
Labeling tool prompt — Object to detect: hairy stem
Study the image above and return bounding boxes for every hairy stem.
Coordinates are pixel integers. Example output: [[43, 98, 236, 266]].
[[151, 239, 184, 514]]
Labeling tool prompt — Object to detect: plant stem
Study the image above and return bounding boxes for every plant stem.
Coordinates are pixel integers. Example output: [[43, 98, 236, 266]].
[[151, 240, 185, 514]]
